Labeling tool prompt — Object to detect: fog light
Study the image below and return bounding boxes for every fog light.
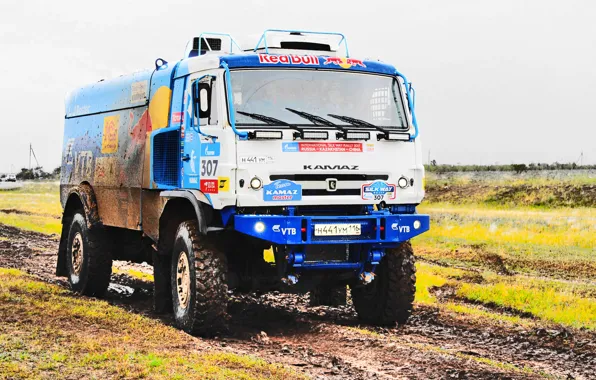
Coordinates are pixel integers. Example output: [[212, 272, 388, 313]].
[[398, 177, 409, 188], [250, 130, 283, 139], [337, 131, 370, 140], [382, 132, 410, 141], [295, 130, 329, 140], [413, 220, 421, 230], [249, 176, 263, 190], [254, 222, 266, 233]]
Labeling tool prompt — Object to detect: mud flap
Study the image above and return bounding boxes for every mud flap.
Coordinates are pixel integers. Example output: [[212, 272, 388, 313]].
[[153, 250, 172, 313], [56, 215, 73, 277]]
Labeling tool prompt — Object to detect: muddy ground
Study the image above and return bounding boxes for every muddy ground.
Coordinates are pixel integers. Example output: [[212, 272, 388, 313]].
[[0, 223, 594, 379]]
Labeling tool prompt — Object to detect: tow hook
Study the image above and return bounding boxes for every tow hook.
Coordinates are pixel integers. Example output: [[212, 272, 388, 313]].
[[360, 271, 376, 285]]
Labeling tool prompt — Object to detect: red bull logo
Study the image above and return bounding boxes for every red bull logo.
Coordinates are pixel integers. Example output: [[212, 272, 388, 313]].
[[323, 57, 366, 69], [258, 54, 319, 65]]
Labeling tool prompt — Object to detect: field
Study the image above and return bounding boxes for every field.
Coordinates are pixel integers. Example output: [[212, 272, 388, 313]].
[[0, 175, 595, 379]]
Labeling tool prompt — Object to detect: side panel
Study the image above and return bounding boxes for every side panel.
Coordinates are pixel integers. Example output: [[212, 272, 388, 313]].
[[61, 106, 149, 229]]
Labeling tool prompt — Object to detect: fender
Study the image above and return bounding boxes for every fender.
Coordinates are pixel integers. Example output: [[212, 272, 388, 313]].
[[160, 190, 209, 235]]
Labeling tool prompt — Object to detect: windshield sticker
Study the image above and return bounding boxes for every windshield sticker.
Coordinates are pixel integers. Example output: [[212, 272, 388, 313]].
[[323, 57, 366, 69], [263, 180, 302, 202], [285, 142, 362, 153], [258, 54, 319, 65], [362, 181, 397, 201], [200, 142, 220, 157]]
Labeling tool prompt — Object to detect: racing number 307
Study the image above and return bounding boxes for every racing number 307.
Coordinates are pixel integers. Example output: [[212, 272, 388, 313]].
[[201, 160, 218, 176]]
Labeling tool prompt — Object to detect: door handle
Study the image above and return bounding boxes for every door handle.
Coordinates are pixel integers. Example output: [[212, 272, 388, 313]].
[[181, 154, 190, 162]]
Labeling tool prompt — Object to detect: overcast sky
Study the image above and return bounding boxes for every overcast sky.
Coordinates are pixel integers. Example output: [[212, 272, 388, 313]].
[[0, 0, 594, 172]]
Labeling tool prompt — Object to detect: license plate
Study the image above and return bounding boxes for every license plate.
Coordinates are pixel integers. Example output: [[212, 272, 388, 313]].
[[314, 223, 361, 236]]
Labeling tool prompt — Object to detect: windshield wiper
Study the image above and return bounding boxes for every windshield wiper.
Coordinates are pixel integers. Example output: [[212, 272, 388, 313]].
[[285, 108, 346, 131], [327, 114, 389, 133], [237, 111, 300, 130]]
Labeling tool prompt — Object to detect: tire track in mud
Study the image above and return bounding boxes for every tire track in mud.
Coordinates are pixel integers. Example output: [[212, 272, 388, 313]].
[[0, 223, 594, 379]]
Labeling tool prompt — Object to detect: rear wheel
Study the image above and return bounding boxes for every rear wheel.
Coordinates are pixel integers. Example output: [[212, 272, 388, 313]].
[[310, 285, 347, 307], [66, 212, 112, 297], [351, 242, 416, 325], [171, 220, 228, 335]]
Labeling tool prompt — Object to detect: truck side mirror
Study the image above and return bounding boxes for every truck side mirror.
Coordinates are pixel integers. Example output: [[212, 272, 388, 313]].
[[408, 82, 416, 111]]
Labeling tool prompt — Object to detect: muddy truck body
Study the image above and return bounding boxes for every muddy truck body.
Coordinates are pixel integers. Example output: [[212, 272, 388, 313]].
[[58, 30, 430, 333]]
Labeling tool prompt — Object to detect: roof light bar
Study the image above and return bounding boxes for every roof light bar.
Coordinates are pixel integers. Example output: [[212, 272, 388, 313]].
[[293, 130, 329, 140], [337, 131, 370, 141], [379, 132, 410, 141], [248, 130, 284, 140]]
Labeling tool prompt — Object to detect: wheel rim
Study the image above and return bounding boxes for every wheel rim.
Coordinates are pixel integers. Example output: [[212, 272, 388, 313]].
[[176, 251, 191, 309], [71, 232, 84, 275]]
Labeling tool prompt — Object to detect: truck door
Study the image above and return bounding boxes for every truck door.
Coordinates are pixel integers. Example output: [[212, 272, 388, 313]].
[[181, 71, 236, 208]]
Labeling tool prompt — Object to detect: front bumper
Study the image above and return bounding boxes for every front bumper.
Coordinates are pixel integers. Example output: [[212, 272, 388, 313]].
[[233, 213, 430, 245]]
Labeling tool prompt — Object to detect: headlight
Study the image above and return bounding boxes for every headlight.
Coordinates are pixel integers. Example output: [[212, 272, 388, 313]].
[[249, 176, 263, 190], [398, 177, 409, 188], [254, 222, 266, 233], [413, 220, 421, 230]]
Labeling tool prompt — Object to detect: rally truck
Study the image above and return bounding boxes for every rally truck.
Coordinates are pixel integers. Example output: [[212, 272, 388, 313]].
[[58, 30, 429, 334]]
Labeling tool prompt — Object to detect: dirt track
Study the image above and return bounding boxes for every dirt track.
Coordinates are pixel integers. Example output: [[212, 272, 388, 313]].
[[1, 223, 594, 379]]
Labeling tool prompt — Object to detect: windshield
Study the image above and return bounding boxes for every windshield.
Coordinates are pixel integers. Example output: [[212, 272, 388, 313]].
[[230, 69, 409, 129]]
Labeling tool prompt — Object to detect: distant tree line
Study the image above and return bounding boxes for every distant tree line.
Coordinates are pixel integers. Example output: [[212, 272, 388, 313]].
[[15, 166, 60, 180], [425, 162, 596, 174]]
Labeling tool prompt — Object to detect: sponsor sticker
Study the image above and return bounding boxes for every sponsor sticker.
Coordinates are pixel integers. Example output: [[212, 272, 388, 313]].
[[323, 57, 366, 69], [200, 159, 218, 176], [365, 143, 375, 152], [362, 180, 397, 201], [200, 179, 218, 194], [101, 115, 119, 154], [272, 225, 297, 235], [263, 180, 302, 202], [258, 54, 319, 65], [239, 155, 274, 164], [172, 112, 184, 124], [200, 142, 220, 157], [131, 81, 148, 103], [282, 142, 299, 152], [282, 142, 362, 153], [218, 177, 230, 192]]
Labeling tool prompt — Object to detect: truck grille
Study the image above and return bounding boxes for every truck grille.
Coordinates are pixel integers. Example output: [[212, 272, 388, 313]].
[[269, 174, 388, 197]]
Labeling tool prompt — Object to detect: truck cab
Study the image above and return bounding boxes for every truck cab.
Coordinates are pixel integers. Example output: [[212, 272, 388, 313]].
[[58, 30, 429, 335]]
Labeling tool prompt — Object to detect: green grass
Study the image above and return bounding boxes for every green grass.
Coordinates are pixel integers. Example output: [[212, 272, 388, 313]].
[[415, 203, 596, 280], [0, 268, 305, 380], [414, 261, 596, 330], [0, 181, 61, 235], [112, 267, 154, 282]]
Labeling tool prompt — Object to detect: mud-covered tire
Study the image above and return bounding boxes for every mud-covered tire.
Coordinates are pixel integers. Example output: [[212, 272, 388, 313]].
[[65, 212, 112, 297], [310, 285, 347, 307], [171, 220, 228, 336], [351, 242, 416, 325]]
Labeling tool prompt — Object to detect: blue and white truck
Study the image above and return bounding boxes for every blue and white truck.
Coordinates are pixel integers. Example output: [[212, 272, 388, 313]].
[[58, 30, 430, 334]]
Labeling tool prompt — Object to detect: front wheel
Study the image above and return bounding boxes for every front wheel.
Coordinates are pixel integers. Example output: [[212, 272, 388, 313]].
[[351, 242, 416, 325], [170, 220, 228, 335]]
